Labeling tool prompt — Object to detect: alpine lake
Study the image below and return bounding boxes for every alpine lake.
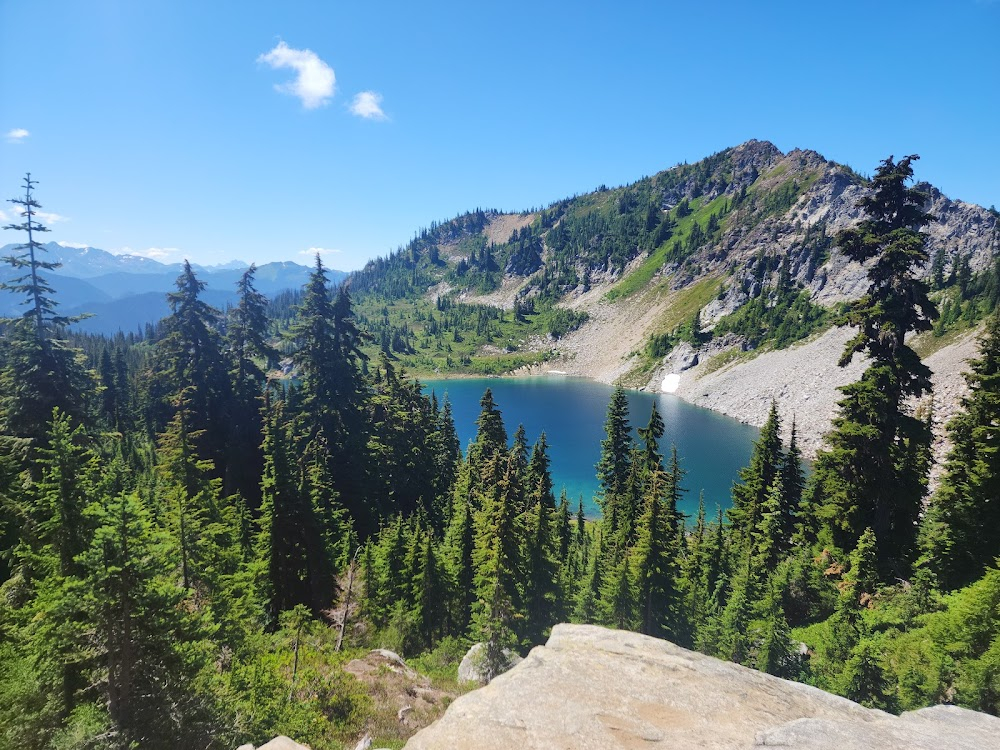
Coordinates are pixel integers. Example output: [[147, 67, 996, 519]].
[[421, 375, 759, 521]]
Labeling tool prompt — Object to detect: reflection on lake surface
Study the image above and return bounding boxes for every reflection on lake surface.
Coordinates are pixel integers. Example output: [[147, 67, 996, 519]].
[[421, 375, 759, 520]]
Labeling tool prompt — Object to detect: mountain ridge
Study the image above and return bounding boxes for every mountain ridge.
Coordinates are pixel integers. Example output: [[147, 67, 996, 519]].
[[0, 242, 346, 334], [341, 139, 999, 457]]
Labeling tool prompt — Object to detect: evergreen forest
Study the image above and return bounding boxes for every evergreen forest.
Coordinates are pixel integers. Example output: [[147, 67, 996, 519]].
[[2, 158, 1000, 750]]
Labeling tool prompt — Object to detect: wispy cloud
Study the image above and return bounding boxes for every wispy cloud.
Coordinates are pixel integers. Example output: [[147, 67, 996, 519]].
[[349, 91, 387, 120], [5, 128, 29, 143], [299, 247, 342, 257], [257, 41, 335, 109], [134, 247, 179, 260], [112, 246, 180, 261], [3, 204, 67, 224], [34, 209, 68, 225]]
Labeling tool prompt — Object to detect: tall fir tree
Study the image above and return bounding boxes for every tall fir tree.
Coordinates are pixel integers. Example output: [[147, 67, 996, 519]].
[[156, 261, 232, 478], [809, 155, 937, 575], [1, 175, 93, 442], [472, 452, 525, 680], [597, 386, 633, 537], [288, 257, 371, 529], [729, 400, 783, 548], [225, 264, 278, 507]]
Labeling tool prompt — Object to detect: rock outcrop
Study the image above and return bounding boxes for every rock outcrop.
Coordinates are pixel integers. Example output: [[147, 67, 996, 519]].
[[457, 642, 523, 684], [403, 624, 1000, 750]]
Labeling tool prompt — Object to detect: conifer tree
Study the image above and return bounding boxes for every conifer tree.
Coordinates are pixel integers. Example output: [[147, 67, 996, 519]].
[[157, 261, 232, 475], [468, 389, 508, 487], [257, 396, 334, 616], [432, 397, 461, 510], [663, 444, 686, 536], [637, 402, 665, 475], [225, 264, 277, 506], [1, 174, 80, 336], [413, 531, 446, 649], [780, 418, 804, 539], [632, 470, 680, 638], [29, 410, 94, 579], [718, 562, 754, 664], [556, 490, 572, 564], [79, 490, 216, 747], [680, 494, 710, 639], [729, 400, 782, 547], [443, 490, 476, 634], [823, 528, 878, 676], [1, 175, 93, 441], [810, 155, 937, 574], [10, 410, 96, 720], [597, 386, 633, 534], [156, 390, 244, 611], [289, 257, 371, 529], [753, 476, 788, 576], [574, 534, 603, 624], [840, 640, 894, 711], [755, 577, 795, 678], [920, 311, 1000, 590], [601, 553, 636, 630], [472, 452, 525, 679], [522, 497, 559, 645]]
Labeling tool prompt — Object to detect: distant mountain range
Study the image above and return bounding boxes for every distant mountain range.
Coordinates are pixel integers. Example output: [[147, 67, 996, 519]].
[[0, 242, 346, 335]]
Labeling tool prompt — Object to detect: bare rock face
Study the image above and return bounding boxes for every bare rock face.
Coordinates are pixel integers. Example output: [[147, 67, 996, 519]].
[[403, 624, 1000, 750], [662, 341, 699, 373], [256, 737, 310, 750]]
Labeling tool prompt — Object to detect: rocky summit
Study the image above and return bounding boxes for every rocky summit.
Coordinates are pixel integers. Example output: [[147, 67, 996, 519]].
[[403, 624, 1000, 750]]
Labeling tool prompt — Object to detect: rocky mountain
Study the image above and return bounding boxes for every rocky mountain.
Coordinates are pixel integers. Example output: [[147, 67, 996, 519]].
[[404, 624, 1000, 750], [0, 242, 345, 335], [346, 140, 999, 455]]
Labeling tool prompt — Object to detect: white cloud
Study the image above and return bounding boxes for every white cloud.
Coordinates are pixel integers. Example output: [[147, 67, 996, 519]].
[[5, 128, 29, 142], [111, 246, 179, 260], [349, 91, 387, 120], [6, 205, 68, 224], [257, 41, 335, 109], [133, 247, 179, 260], [299, 247, 342, 257], [33, 209, 68, 225]]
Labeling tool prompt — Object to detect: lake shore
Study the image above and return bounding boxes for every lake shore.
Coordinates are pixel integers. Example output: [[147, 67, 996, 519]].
[[418, 322, 980, 473]]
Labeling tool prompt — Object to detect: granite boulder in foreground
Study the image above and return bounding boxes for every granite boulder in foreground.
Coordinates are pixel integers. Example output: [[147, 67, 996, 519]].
[[403, 623, 1000, 750]]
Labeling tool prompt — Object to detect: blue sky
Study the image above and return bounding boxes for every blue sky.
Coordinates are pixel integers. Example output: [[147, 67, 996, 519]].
[[2, 0, 998, 270]]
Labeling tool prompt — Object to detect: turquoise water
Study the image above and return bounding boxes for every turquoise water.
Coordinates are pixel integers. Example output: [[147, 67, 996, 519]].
[[421, 375, 759, 520]]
